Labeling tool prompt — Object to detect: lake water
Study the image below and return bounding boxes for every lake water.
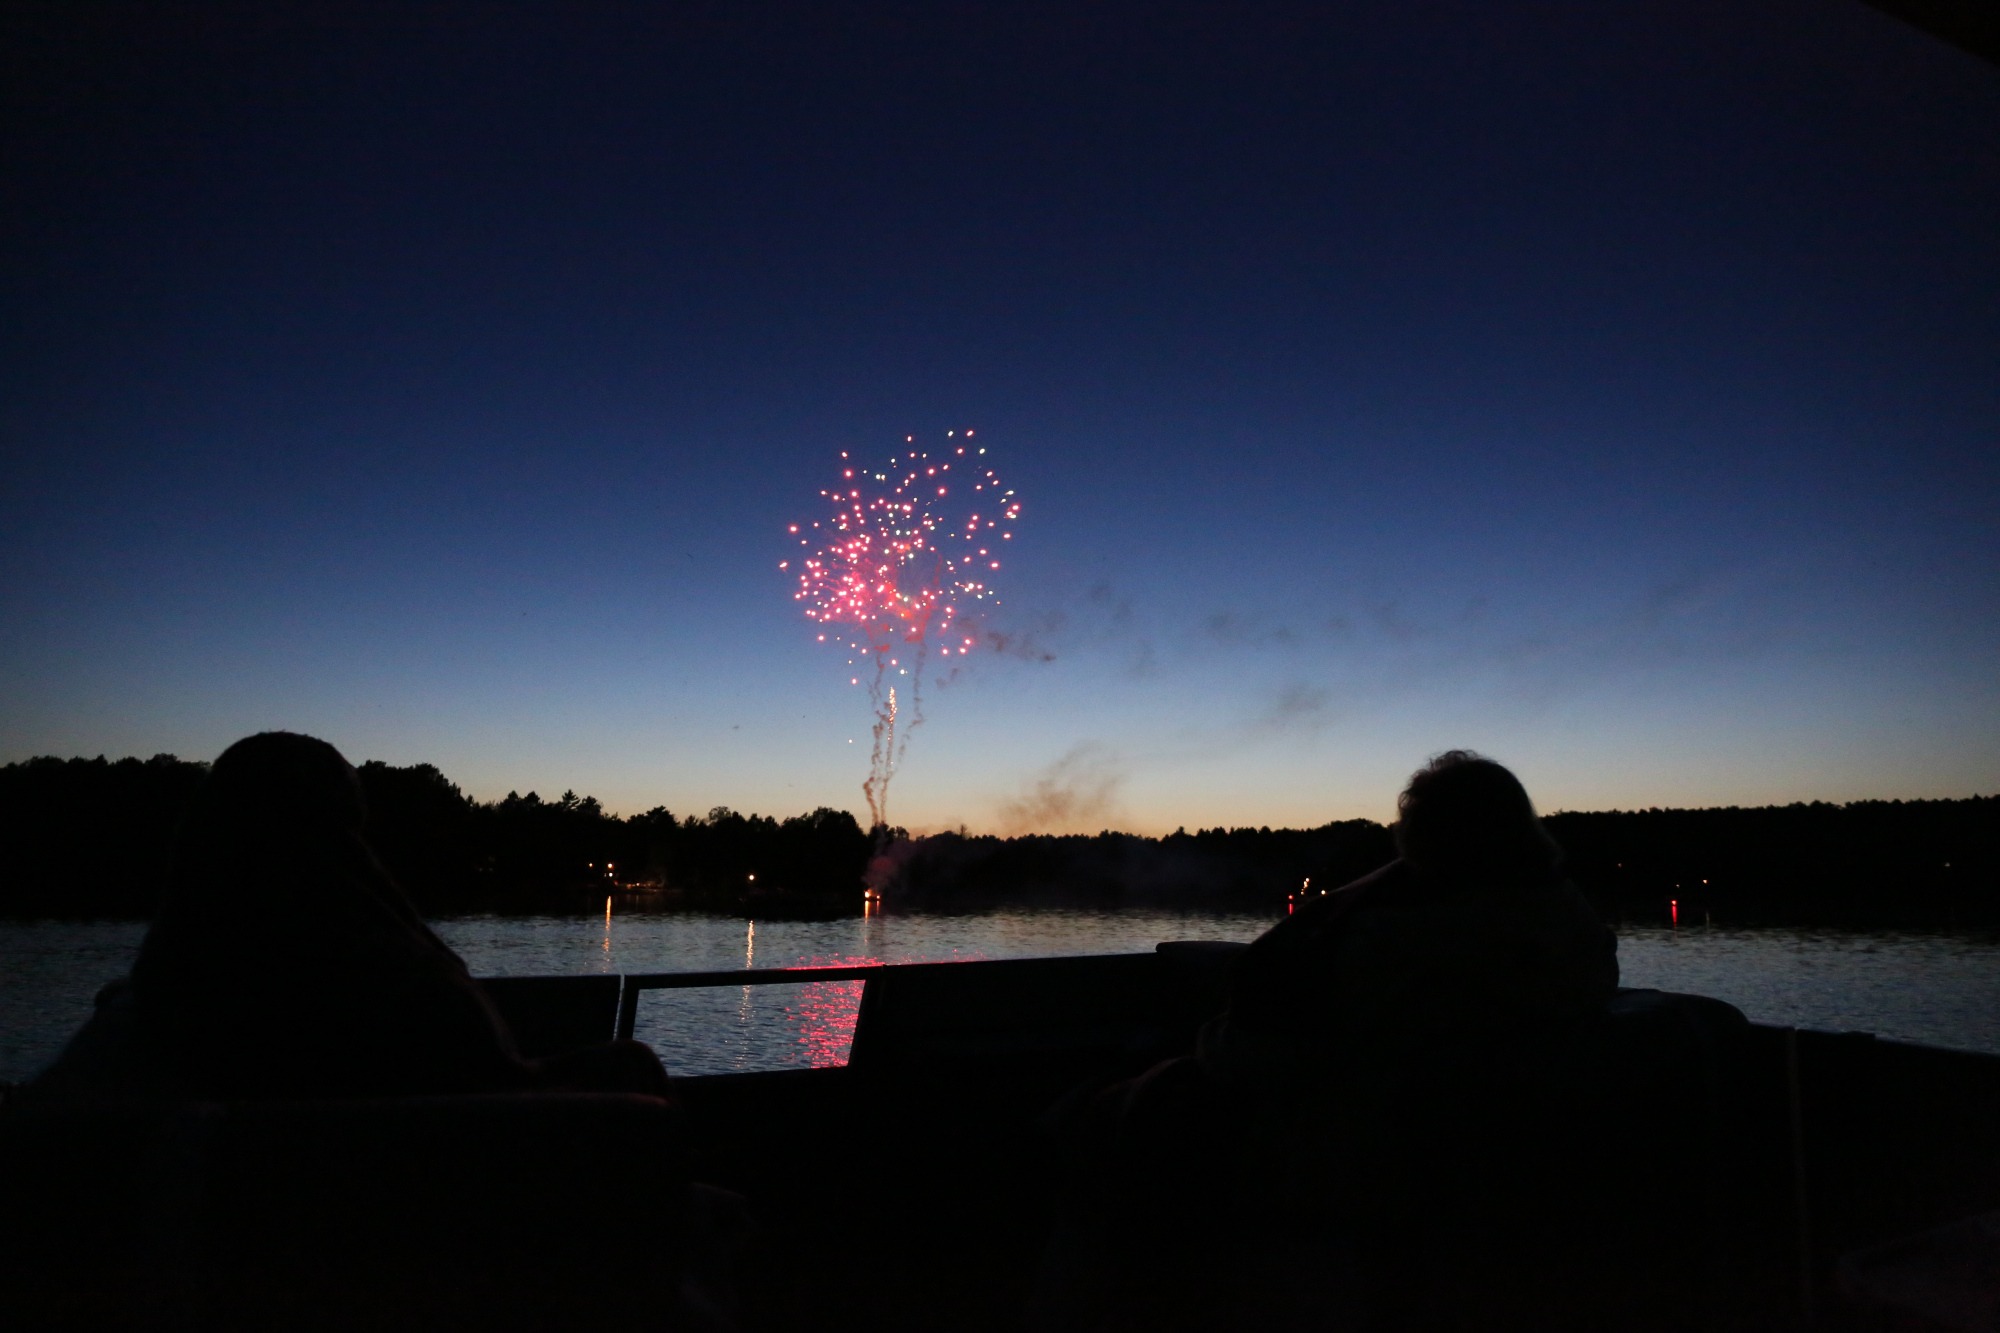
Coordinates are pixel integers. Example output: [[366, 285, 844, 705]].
[[4, 909, 1997, 1083]]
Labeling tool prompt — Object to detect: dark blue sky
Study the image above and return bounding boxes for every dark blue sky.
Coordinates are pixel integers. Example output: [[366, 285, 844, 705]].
[[5, 1, 1996, 833]]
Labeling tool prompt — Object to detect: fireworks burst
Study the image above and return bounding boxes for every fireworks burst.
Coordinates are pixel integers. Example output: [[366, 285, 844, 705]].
[[781, 430, 1020, 829]]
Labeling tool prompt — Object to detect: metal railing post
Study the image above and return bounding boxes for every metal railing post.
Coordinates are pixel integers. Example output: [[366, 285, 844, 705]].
[[616, 974, 641, 1042]]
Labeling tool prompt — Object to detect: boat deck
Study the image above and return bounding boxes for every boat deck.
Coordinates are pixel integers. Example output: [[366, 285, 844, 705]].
[[6, 946, 1998, 1330]]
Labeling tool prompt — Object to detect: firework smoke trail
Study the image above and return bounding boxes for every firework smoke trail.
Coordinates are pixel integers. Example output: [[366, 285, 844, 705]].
[[866, 686, 898, 829], [782, 430, 1020, 830]]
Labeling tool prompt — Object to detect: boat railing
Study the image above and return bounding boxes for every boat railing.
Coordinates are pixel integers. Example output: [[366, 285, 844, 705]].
[[604, 950, 1229, 1073], [482, 950, 1230, 1070], [611, 962, 888, 1040]]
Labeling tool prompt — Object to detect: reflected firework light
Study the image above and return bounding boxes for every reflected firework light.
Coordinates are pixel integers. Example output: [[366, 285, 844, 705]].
[[783, 430, 1019, 830]]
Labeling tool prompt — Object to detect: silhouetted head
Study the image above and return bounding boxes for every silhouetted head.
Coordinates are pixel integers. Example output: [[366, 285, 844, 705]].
[[153, 729, 440, 948], [1393, 750, 1561, 884], [135, 734, 506, 1099], [188, 731, 366, 843]]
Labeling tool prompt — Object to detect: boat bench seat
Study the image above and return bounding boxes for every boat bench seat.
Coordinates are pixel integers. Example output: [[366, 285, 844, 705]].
[[1037, 985, 1797, 1331], [0, 1090, 700, 1329]]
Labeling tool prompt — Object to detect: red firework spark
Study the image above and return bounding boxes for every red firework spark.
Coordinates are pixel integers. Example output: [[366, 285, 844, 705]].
[[782, 429, 1017, 668], [779, 430, 1019, 827]]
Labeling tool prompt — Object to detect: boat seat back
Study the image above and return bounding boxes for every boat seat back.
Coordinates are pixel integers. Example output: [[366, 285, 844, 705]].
[[478, 973, 622, 1058], [848, 953, 1180, 1076]]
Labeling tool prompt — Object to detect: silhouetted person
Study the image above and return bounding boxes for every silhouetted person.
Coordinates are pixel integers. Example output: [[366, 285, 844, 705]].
[[13, 734, 758, 1330], [1034, 750, 1618, 1331], [29, 731, 669, 1102], [1200, 748, 1616, 1114]]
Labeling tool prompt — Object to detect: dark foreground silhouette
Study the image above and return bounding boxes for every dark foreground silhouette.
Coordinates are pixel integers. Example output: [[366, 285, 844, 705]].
[[27, 731, 668, 1102], [1031, 751, 1764, 1331], [4, 738, 1996, 1328], [10, 732, 746, 1330]]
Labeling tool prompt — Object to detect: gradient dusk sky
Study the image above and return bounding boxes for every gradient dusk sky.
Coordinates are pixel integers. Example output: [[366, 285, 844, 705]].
[[5, 1, 1996, 836]]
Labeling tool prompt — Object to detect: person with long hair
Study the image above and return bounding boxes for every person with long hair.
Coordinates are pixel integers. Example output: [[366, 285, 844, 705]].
[[30, 731, 669, 1101]]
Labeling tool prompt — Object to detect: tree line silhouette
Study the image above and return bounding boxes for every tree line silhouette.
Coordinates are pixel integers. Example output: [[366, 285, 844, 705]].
[[0, 754, 872, 918], [0, 753, 1992, 925]]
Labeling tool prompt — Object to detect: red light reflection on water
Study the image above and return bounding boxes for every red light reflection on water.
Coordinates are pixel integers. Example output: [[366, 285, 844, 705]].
[[784, 957, 884, 1068]]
